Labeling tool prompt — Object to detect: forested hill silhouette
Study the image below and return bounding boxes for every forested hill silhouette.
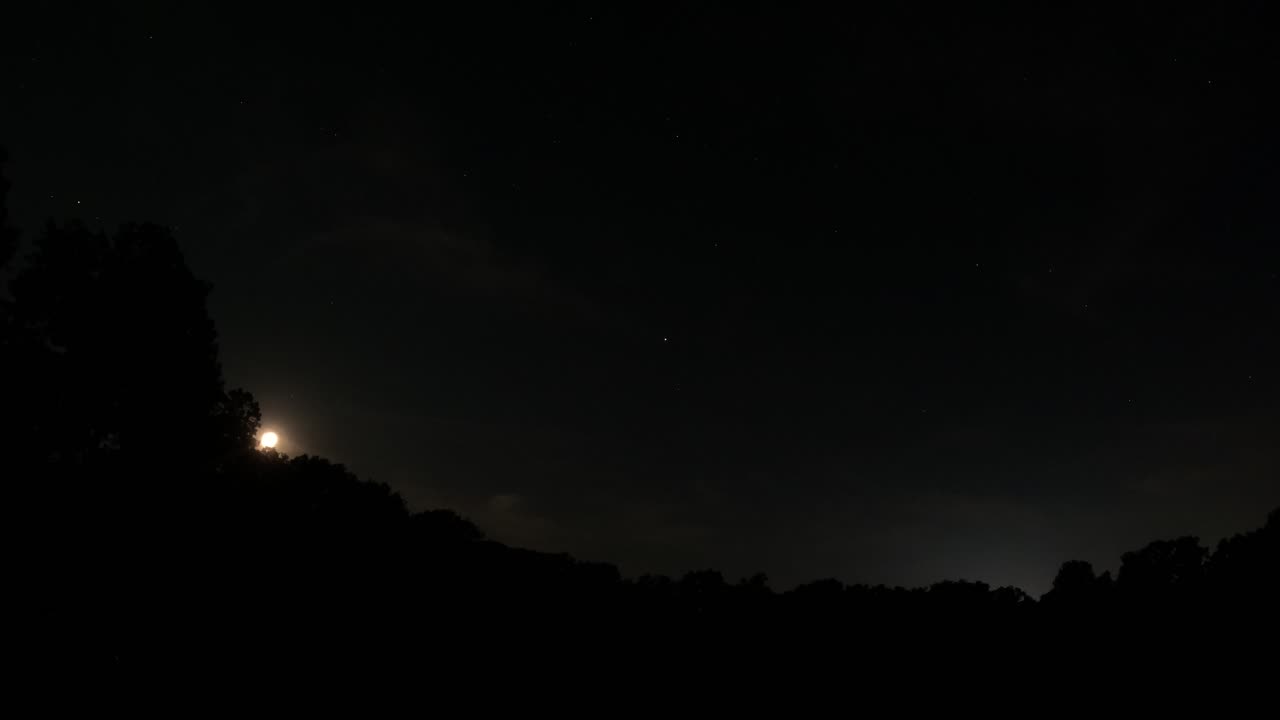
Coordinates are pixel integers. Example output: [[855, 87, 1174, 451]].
[[3, 159, 1277, 680]]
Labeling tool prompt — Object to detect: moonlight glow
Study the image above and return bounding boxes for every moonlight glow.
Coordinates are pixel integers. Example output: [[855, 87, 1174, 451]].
[[260, 431, 279, 449]]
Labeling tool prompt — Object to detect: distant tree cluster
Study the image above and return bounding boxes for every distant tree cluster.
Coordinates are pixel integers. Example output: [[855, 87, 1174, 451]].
[[2, 155, 1275, 678]]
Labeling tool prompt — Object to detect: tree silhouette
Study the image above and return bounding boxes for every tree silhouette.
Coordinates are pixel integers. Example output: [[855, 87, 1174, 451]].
[[1117, 536, 1208, 600], [7, 221, 255, 463], [1051, 560, 1098, 596], [1207, 508, 1279, 607], [411, 508, 486, 543], [1043, 560, 1113, 609]]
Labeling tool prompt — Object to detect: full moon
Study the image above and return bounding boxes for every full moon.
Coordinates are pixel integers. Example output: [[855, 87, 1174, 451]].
[[260, 431, 279, 449]]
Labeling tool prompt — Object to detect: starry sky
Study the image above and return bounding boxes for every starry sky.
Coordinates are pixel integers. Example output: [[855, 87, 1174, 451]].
[[4, 3, 1279, 593]]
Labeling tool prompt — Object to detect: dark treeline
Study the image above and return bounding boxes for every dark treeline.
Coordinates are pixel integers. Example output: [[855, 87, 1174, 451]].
[[3, 159, 1276, 683]]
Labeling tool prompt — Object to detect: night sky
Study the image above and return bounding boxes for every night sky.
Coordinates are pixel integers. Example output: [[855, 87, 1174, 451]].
[[4, 3, 1279, 593]]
